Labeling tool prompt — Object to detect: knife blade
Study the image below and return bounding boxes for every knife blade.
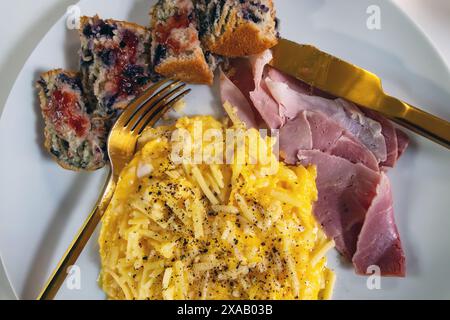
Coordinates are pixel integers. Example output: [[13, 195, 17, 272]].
[[269, 38, 450, 149]]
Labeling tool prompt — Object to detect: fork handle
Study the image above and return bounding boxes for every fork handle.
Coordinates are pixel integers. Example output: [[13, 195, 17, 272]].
[[382, 95, 450, 149], [37, 170, 116, 300]]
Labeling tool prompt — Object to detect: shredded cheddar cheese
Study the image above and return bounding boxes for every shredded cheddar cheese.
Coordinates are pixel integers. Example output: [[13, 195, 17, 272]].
[[99, 116, 335, 300]]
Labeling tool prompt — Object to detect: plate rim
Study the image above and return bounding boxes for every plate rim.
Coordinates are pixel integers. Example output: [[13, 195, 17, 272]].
[[0, 0, 449, 300], [389, 0, 450, 75]]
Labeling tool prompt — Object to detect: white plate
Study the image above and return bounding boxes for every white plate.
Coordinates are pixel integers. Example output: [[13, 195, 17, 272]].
[[1, 0, 449, 300]]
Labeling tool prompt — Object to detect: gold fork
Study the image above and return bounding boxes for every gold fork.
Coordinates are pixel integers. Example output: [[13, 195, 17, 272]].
[[37, 79, 190, 300]]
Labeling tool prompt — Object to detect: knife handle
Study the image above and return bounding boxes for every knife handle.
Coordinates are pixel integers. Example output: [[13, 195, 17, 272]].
[[382, 95, 450, 149]]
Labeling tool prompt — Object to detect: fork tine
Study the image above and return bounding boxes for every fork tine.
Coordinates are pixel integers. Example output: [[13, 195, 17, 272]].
[[126, 81, 183, 129], [127, 82, 185, 131], [115, 78, 172, 127], [134, 88, 191, 135]]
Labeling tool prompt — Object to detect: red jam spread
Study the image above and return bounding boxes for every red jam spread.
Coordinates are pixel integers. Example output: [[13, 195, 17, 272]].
[[119, 30, 139, 65], [100, 30, 147, 100], [45, 90, 90, 138], [155, 12, 193, 54]]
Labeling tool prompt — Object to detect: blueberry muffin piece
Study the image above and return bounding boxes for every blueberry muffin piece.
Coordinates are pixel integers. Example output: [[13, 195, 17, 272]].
[[80, 16, 153, 117], [196, 0, 278, 57], [36, 70, 107, 171], [150, 0, 215, 85]]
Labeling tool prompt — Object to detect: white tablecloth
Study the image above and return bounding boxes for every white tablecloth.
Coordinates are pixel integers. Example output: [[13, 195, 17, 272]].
[[0, 0, 449, 300]]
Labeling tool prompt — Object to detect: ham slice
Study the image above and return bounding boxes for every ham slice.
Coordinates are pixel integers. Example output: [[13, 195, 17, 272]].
[[306, 111, 379, 171], [297, 150, 381, 259], [330, 135, 380, 172], [267, 65, 410, 168], [220, 69, 258, 129], [306, 111, 344, 152], [249, 83, 284, 129], [265, 78, 388, 163], [279, 112, 312, 164], [364, 110, 398, 168], [353, 173, 406, 276], [221, 58, 267, 129], [249, 50, 273, 89], [278, 110, 379, 171], [266, 67, 310, 95], [219, 51, 408, 277], [227, 58, 255, 95], [363, 111, 410, 168], [248, 51, 284, 129], [223, 54, 284, 129], [396, 129, 410, 159]]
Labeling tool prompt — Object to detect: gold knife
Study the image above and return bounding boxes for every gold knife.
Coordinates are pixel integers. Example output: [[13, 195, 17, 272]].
[[269, 39, 450, 149]]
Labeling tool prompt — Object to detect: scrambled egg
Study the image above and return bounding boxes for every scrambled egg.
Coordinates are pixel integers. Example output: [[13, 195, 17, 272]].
[[99, 115, 335, 300]]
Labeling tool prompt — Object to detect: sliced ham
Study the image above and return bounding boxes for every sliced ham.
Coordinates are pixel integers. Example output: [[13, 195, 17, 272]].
[[265, 78, 388, 163], [353, 173, 406, 276], [306, 111, 344, 152], [330, 135, 380, 172], [222, 58, 266, 129], [219, 50, 408, 277], [220, 69, 258, 129], [265, 77, 341, 119], [248, 51, 284, 129], [278, 110, 379, 170], [267, 65, 410, 169], [297, 150, 381, 259], [305, 111, 378, 170], [226, 58, 256, 105], [279, 112, 312, 164], [364, 110, 398, 168], [266, 67, 310, 95], [249, 83, 284, 129], [363, 110, 410, 167], [267, 66, 338, 99], [224, 54, 284, 129], [336, 99, 387, 163], [396, 129, 410, 159], [249, 50, 273, 89]]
